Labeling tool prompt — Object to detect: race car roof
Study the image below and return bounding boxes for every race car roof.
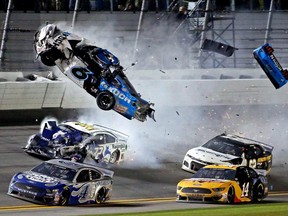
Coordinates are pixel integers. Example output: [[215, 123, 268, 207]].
[[219, 134, 273, 151], [61, 121, 129, 140], [44, 159, 114, 177]]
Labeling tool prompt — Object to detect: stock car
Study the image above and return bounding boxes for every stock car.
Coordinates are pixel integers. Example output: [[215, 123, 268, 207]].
[[34, 24, 155, 122], [253, 43, 288, 89], [7, 159, 114, 205], [177, 164, 268, 203], [182, 133, 273, 174], [24, 120, 128, 164]]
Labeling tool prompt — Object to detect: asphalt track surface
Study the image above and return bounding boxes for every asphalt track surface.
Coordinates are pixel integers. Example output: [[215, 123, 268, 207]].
[[0, 104, 288, 216]]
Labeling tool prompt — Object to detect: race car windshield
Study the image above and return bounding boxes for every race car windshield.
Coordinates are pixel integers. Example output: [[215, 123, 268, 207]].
[[57, 124, 76, 133], [202, 137, 243, 156], [193, 168, 236, 180], [31, 162, 77, 181]]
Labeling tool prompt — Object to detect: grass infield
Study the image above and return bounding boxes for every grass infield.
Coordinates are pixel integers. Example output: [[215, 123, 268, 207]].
[[82, 203, 288, 216]]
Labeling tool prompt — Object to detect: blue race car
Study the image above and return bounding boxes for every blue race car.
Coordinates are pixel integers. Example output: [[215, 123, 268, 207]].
[[8, 159, 114, 205], [34, 24, 155, 122], [253, 43, 288, 89]]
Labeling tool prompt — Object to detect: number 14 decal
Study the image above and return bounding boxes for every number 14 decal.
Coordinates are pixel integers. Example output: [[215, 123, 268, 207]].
[[241, 182, 250, 197]]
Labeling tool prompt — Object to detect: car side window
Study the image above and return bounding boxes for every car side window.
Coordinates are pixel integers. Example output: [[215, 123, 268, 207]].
[[76, 170, 90, 183], [235, 167, 249, 182], [247, 167, 258, 178], [95, 134, 105, 144], [254, 145, 263, 156], [106, 134, 115, 143], [91, 170, 101, 180]]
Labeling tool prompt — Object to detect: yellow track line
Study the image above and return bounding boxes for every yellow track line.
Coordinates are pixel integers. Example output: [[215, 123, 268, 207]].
[[1, 192, 288, 212]]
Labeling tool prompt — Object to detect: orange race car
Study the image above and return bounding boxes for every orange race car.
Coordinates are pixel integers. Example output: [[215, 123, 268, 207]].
[[177, 164, 268, 204]]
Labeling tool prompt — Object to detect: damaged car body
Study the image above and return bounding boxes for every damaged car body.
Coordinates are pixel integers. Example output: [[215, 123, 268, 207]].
[[34, 24, 155, 122]]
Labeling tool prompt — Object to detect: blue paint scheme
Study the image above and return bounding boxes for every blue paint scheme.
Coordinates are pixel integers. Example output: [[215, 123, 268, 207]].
[[253, 43, 287, 89], [7, 159, 114, 205]]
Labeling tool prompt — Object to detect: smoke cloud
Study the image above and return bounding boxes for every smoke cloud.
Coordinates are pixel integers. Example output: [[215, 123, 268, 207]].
[[46, 18, 288, 174]]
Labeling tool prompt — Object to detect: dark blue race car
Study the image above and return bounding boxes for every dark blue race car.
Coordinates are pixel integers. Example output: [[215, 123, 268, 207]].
[[253, 43, 288, 89], [34, 24, 155, 122], [8, 159, 114, 205]]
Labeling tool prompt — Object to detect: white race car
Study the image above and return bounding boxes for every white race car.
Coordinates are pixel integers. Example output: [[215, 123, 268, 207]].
[[182, 133, 273, 174], [25, 120, 129, 164]]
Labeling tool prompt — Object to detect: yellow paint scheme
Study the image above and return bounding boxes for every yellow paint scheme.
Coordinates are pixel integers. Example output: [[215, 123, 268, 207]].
[[177, 165, 252, 203], [257, 155, 272, 163]]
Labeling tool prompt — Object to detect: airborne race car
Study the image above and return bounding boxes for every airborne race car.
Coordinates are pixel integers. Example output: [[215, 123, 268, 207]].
[[24, 120, 128, 164], [177, 164, 268, 204], [253, 43, 288, 89], [182, 133, 273, 174], [34, 24, 155, 122], [8, 159, 114, 205]]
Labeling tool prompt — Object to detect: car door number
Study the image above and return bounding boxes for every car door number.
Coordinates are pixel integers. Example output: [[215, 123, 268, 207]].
[[241, 182, 250, 197]]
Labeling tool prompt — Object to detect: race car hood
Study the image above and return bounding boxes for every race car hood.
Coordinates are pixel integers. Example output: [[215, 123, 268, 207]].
[[178, 178, 231, 188], [187, 147, 240, 164], [13, 171, 66, 188]]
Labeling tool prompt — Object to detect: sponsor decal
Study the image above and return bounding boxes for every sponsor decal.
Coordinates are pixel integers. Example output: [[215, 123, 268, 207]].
[[270, 54, 283, 71], [25, 172, 58, 183], [100, 81, 131, 104], [114, 104, 128, 114], [112, 143, 127, 149], [109, 87, 131, 103], [196, 148, 231, 160]]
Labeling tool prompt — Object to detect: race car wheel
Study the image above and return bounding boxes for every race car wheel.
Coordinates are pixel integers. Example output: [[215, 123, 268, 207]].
[[40, 48, 63, 66], [252, 183, 264, 202], [96, 91, 115, 111], [95, 188, 106, 204], [227, 187, 235, 204], [59, 188, 70, 206], [109, 150, 119, 164]]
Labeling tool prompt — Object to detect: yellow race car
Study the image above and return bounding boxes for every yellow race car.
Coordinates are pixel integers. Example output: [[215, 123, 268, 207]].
[[177, 165, 268, 204]]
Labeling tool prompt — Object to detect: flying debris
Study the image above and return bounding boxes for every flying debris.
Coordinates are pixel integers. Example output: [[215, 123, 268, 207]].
[[201, 38, 238, 57]]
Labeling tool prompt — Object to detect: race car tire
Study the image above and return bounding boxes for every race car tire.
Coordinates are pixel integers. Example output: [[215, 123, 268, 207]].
[[95, 188, 106, 204], [109, 150, 119, 164], [40, 48, 63, 66], [59, 188, 70, 206], [227, 186, 235, 204], [96, 91, 115, 111], [252, 183, 264, 202]]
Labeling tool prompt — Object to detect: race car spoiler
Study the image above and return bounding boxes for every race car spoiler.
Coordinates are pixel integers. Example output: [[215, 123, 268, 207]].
[[253, 43, 288, 89]]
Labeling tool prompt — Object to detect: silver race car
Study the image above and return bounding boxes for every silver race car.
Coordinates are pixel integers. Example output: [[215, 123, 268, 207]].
[[24, 120, 128, 164]]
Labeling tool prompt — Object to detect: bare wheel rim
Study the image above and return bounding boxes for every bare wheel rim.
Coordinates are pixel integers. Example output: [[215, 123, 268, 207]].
[[109, 151, 118, 164]]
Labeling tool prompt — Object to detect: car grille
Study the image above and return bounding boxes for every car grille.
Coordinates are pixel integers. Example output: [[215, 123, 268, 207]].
[[14, 182, 46, 194], [182, 187, 211, 194], [190, 161, 205, 171]]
